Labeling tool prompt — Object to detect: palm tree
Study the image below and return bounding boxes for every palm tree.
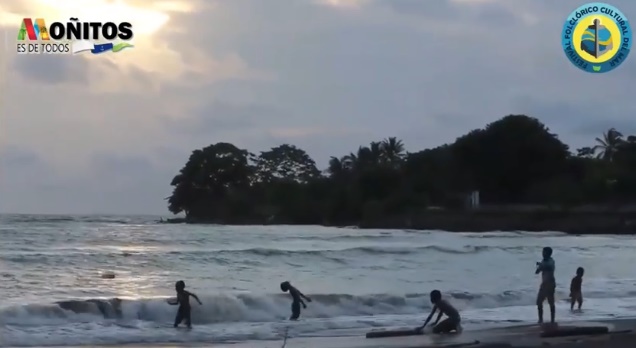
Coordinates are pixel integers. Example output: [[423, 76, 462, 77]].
[[576, 147, 594, 158], [381, 137, 405, 163], [342, 153, 357, 171], [327, 156, 345, 177], [355, 146, 375, 169], [593, 128, 624, 161], [369, 142, 383, 163]]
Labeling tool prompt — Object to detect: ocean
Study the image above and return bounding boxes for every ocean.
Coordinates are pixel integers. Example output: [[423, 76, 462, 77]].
[[1, 214, 636, 347]]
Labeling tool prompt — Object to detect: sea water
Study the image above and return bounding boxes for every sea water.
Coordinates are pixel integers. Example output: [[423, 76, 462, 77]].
[[1, 214, 636, 347]]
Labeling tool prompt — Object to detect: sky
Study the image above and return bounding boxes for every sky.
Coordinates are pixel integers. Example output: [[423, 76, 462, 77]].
[[0, 0, 635, 215]]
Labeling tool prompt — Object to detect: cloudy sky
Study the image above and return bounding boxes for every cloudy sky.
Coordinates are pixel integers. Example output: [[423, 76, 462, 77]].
[[0, 0, 634, 215]]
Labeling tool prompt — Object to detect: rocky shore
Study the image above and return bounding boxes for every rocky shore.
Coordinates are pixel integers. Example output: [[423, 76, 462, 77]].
[[162, 207, 636, 235]]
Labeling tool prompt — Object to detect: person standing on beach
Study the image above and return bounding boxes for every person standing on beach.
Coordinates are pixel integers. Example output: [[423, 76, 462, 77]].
[[169, 280, 202, 328], [535, 247, 556, 324], [280, 281, 312, 320], [569, 267, 584, 310]]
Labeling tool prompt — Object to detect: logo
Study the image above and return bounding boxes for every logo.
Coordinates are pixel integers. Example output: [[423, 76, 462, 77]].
[[17, 17, 134, 55], [561, 3, 632, 73]]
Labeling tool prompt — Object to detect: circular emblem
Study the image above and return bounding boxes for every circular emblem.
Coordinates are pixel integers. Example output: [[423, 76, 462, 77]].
[[561, 3, 632, 73]]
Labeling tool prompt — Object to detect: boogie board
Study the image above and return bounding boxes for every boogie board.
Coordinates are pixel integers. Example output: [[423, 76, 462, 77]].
[[540, 326, 608, 338], [366, 328, 423, 338], [166, 297, 178, 305]]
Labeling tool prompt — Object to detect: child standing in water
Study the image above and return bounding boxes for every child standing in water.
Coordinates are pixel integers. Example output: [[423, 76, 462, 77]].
[[280, 281, 311, 320], [570, 267, 584, 310], [416, 290, 462, 334], [535, 247, 556, 324], [169, 280, 202, 328]]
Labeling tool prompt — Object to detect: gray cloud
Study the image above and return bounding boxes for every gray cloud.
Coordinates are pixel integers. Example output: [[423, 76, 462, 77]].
[[86, 153, 173, 213], [164, 100, 290, 135], [0, 145, 41, 167], [90, 153, 156, 178], [382, 0, 459, 18], [0, 146, 63, 213], [513, 96, 636, 146], [13, 54, 89, 85]]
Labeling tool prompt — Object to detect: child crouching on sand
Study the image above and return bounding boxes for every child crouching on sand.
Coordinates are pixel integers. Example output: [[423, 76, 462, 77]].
[[570, 267, 584, 310], [416, 290, 462, 334]]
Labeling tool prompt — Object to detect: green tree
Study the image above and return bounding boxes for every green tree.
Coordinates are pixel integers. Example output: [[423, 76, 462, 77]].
[[381, 137, 405, 165], [613, 134, 636, 200], [251, 144, 323, 223], [327, 156, 348, 178], [593, 128, 624, 161], [402, 145, 454, 206], [451, 115, 570, 203], [167, 142, 253, 219], [254, 144, 320, 183]]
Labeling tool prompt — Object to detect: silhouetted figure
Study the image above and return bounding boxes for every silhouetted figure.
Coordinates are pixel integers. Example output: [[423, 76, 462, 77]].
[[169, 280, 202, 328], [570, 267, 585, 310], [535, 247, 556, 324], [280, 281, 311, 320], [416, 290, 462, 334]]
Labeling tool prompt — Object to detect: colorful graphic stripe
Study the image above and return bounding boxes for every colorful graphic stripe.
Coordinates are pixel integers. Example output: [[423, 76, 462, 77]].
[[71, 41, 134, 55], [91, 42, 134, 54], [18, 18, 49, 40]]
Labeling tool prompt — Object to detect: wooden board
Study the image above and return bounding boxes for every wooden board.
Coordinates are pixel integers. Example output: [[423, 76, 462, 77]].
[[366, 329, 422, 338], [540, 326, 608, 338]]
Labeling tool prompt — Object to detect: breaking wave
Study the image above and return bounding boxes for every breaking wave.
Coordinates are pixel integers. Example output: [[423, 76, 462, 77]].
[[4, 243, 612, 267], [2, 289, 634, 327], [212, 245, 493, 257]]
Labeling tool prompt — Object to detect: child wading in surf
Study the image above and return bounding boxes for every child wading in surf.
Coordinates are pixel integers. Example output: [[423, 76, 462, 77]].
[[569, 267, 584, 310], [169, 280, 202, 328], [416, 290, 462, 334], [535, 247, 556, 324], [280, 281, 311, 320]]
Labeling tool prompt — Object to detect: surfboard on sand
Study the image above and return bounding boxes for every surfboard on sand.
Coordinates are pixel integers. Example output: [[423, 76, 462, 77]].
[[366, 327, 464, 339], [366, 328, 423, 338]]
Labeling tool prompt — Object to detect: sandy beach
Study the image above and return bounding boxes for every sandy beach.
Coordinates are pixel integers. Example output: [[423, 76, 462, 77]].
[[37, 319, 636, 348], [43, 332, 636, 348]]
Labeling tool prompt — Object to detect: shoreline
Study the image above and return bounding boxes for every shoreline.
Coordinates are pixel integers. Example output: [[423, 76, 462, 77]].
[[161, 208, 636, 235], [41, 319, 636, 348]]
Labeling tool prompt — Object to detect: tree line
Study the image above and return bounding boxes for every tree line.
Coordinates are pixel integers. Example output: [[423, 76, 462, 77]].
[[167, 115, 636, 225]]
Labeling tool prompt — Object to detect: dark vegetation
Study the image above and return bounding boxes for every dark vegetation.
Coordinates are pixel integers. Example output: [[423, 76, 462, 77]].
[[166, 115, 636, 233]]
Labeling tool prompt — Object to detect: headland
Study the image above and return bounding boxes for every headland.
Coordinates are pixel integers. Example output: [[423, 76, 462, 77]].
[[163, 115, 636, 235]]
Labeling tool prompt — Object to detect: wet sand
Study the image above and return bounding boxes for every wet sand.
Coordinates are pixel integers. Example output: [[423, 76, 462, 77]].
[[43, 319, 636, 348]]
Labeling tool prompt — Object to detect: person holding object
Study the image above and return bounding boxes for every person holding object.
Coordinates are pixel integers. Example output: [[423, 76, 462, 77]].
[[415, 290, 462, 334], [535, 247, 556, 324]]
